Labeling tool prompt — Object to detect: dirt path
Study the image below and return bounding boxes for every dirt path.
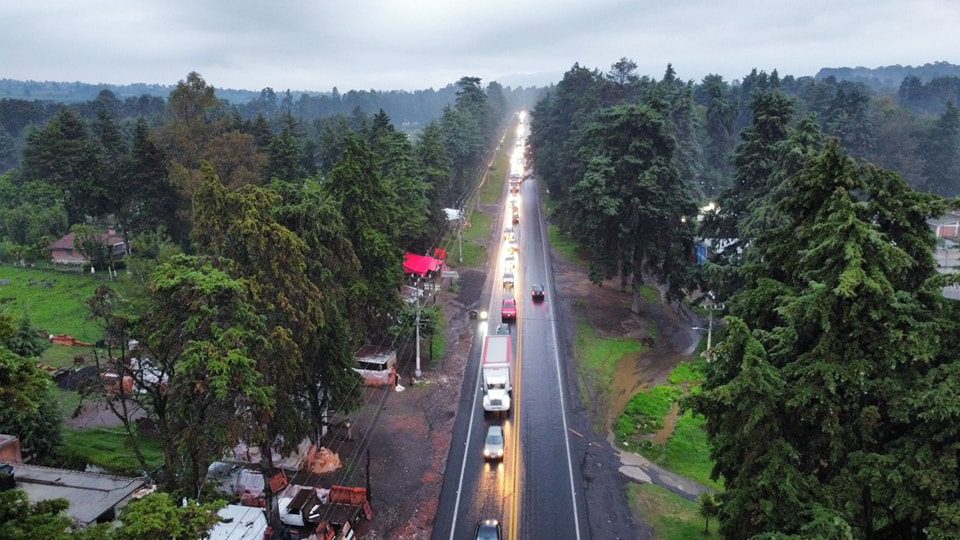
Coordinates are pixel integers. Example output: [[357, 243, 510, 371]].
[[651, 403, 681, 446]]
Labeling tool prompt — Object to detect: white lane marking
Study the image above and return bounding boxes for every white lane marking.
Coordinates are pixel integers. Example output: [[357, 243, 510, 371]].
[[448, 346, 484, 540], [535, 180, 583, 540], [449, 150, 512, 540]]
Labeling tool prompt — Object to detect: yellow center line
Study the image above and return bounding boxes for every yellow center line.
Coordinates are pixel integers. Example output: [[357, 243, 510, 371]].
[[509, 208, 524, 540]]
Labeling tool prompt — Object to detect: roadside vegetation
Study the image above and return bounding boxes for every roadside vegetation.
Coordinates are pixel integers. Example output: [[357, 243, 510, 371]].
[[547, 224, 585, 265], [575, 319, 645, 424], [448, 120, 517, 268], [629, 483, 719, 539]]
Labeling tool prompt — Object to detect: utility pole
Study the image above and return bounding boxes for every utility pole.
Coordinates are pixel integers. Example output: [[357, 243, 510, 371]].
[[458, 225, 463, 264], [414, 281, 422, 379], [707, 306, 713, 351]]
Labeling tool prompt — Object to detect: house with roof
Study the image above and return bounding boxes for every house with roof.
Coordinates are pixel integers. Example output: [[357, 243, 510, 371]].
[[0, 435, 147, 527], [48, 229, 127, 266]]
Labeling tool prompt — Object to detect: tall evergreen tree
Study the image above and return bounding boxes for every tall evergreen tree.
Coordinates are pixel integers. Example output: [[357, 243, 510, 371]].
[[919, 101, 960, 196], [696, 140, 959, 538], [700, 74, 735, 196], [701, 91, 793, 244]]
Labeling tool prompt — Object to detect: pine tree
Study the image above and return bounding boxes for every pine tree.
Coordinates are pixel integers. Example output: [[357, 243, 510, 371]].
[[919, 101, 960, 196]]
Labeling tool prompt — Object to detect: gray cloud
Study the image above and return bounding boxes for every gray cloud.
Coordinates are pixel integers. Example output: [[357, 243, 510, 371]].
[[0, 0, 957, 91]]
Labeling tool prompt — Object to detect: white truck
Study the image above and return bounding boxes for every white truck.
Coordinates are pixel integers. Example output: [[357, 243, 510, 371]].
[[481, 335, 512, 414]]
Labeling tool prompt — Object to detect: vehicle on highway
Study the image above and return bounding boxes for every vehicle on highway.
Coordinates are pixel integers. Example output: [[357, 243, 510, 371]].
[[483, 426, 504, 461], [502, 272, 515, 289], [481, 335, 512, 414], [501, 298, 517, 321], [494, 324, 510, 336], [503, 255, 516, 271], [531, 284, 545, 302], [475, 519, 502, 540], [512, 212, 519, 224]]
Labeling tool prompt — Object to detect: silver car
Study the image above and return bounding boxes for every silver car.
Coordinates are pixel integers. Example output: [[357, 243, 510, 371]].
[[483, 426, 504, 461]]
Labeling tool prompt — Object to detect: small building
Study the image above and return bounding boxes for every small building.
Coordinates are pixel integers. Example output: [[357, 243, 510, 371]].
[[48, 229, 127, 266], [402, 252, 443, 279], [0, 434, 21, 463], [929, 210, 960, 240], [1, 461, 146, 526], [353, 346, 397, 387]]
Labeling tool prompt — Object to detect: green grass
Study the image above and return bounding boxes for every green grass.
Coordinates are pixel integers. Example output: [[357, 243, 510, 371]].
[[628, 483, 720, 540], [577, 321, 645, 389], [480, 153, 510, 205], [647, 412, 721, 490], [430, 307, 447, 367], [51, 387, 83, 421], [480, 124, 516, 205], [548, 224, 586, 265], [616, 346, 722, 490], [616, 385, 683, 442], [38, 344, 95, 369], [667, 360, 707, 386], [452, 211, 495, 268], [60, 427, 163, 476], [0, 266, 103, 342], [638, 284, 660, 304]]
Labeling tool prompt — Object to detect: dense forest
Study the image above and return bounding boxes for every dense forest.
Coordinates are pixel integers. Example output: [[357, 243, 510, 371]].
[[817, 60, 960, 94], [0, 78, 540, 169], [0, 70, 510, 512], [531, 58, 960, 539]]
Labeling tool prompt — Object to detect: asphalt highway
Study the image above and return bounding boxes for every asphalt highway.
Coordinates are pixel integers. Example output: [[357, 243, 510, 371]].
[[433, 117, 587, 540]]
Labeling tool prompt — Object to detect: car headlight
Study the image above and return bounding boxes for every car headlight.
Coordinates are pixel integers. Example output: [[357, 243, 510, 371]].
[[484, 449, 491, 457], [479, 310, 488, 320]]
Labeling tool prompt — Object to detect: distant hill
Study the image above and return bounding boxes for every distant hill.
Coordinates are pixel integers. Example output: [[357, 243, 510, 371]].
[[815, 61, 960, 94], [0, 78, 324, 104]]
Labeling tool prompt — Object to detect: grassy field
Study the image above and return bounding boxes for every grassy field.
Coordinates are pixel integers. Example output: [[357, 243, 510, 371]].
[[0, 266, 104, 342], [454, 210, 495, 268], [38, 344, 101, 369], [629, 483, 720, 539], [60, 427, 163, 476], [480, 123, 516, 206], [51, 387, 83, 421]]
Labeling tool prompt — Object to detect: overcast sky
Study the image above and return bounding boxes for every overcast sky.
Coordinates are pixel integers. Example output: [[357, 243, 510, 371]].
[[1, 0, 957, 91]]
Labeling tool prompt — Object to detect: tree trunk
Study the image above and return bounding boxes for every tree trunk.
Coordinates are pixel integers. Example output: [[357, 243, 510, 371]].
[[260, 439, 281, 536], [630, 269, 643, 314]]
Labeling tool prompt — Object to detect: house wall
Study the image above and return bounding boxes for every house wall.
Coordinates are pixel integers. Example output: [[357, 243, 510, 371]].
[[0, 436, 22, 463]]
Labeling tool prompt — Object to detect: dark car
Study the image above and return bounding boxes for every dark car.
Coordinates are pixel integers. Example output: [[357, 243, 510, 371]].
[[531, 284, 545, 302], [495, 324, 511, 336], [475, 519, 502, 540]]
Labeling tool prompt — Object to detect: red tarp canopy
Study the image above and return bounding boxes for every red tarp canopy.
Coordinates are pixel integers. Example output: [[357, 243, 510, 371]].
[[403, 253, 442, 277]]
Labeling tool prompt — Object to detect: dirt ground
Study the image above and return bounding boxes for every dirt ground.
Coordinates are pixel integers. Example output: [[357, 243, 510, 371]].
[[552, 253, 700, 429], [354, 266, 486, 540]]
